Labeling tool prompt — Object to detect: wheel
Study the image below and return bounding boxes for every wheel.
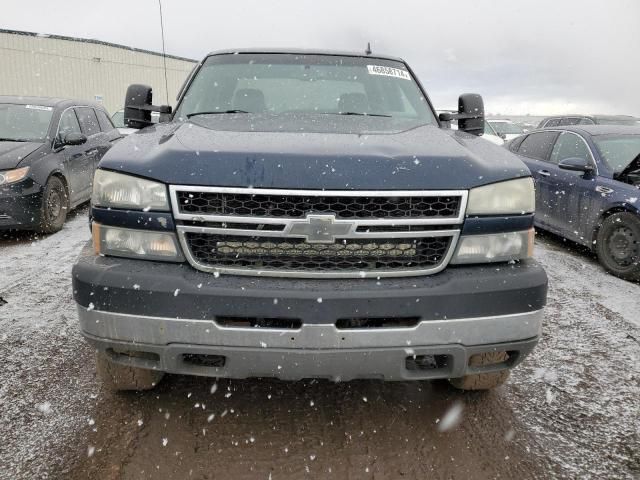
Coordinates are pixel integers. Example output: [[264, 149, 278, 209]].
[[95, 351, 164, 391], [596, 212, 640, 282], [37, 176, 68, 233], [448, 351, 510, 391]]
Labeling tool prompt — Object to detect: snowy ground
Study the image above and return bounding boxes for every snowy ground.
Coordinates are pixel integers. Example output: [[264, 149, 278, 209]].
[[0, 212, 638, 479], [510, 233, 640, 478]]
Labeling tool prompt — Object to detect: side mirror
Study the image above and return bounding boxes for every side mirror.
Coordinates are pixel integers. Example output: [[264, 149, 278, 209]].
[[458, 94, 484, 136], [498, 132, 507, 140], [63, 132, 87, 146], [438, 94, 485, 136], [124, 84, 172, 129], [558, 157, 595, 173]]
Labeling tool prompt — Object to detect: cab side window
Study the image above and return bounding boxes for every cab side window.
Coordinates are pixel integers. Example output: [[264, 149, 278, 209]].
[[550, 132, 592, 165], [508, 134, 527, 152], [57, 109, 81, 143], [559, 117, 580, 126], [96, 109, 116, 132], [517, 131, 559, 161], [76, 107, 101, 137], [545, 119, 561, 127]]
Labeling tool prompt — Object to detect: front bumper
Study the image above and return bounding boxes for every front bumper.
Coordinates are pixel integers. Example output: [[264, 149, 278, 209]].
[[73, 243, 547, 381], [0, 178, 43, 230]]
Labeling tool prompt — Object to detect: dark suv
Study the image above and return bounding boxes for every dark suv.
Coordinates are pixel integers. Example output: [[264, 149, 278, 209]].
[[72, 50, 547, 392], [0, 96, 120, 232]]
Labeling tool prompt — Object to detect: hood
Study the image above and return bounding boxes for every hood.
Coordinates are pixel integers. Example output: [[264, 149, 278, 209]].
[[0, 141, 43, 170], [99, 116, 531, 190]]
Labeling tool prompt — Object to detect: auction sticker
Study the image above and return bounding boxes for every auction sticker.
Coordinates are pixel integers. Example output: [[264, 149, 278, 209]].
[[367, 65, 411, 80], [25, 105, 53, 111]]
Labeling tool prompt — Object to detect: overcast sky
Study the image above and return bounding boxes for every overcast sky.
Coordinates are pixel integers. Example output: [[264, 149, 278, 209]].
[[2, 0, 639, 116]]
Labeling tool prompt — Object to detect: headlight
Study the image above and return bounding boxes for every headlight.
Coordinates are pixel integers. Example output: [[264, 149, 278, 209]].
[[467, 177, 535, 215], [93, 223, 183, 262], [451, 229, 534, 264], [0, 167, 30, 186], [92, 170, 169, 211]]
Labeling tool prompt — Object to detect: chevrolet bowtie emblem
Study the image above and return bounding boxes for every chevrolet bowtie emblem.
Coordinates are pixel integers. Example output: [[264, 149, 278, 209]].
[[288, 215, 353, 244]]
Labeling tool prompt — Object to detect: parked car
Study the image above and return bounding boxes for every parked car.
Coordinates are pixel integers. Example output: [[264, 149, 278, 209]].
[[482, 120, 506, 145], [112, 109, 157, 136], [0, 96, 120, 233], [72, 49, 547, 392], [537, 115, 638, 128], [487, 119, 526, 141], [508, 125, 640, 280]]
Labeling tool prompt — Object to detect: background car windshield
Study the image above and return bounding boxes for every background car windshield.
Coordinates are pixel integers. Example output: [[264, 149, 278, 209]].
[[490, 122, 524, 134], [111, 110, 125, 128], [0, 103, 53, 141], [593, 135, 640, 172], [176, 54, 436, 130]]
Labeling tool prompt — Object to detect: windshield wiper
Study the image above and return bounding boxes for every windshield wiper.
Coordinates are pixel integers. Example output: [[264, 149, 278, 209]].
[[0, 137, 30, 142], [321, 112, 392, 118], [186, 110, 250, 118]]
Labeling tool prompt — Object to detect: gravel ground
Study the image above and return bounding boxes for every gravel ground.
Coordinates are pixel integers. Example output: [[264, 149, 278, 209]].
[[0, 212, 638, 479]]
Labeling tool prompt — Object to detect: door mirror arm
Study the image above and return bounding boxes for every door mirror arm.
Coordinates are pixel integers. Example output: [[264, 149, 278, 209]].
[[558, 157, 595, 174]]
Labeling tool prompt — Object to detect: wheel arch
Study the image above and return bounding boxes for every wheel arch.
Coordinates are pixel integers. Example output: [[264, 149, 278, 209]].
[[592, 205, 640, 247], [48, 170, 70, 197]]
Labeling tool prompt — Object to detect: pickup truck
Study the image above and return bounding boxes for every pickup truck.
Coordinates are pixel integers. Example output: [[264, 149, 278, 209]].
[[72, 49, 547, 391]]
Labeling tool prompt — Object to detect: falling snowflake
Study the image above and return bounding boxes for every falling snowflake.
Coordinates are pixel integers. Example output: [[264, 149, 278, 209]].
[[437, 401, 464, 432], [36, 402, 52, 415]]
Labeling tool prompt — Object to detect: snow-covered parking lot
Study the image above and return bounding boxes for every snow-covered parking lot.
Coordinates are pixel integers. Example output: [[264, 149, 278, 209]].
[[0, 207, 638, 479]]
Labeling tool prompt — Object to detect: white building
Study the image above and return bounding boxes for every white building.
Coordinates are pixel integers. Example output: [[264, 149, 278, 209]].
[[0, 29, 196, 115]]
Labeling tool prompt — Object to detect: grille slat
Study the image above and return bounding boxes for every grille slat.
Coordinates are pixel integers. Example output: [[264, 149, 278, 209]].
[[186, 233, 451, 272], [177, 191, 460, 219]]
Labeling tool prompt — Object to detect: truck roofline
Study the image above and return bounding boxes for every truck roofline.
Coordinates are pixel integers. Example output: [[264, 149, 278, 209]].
[[204, 48, 405, 63]]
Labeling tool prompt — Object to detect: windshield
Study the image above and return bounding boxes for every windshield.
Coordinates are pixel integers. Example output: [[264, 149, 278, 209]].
[[489, 121, 524, 134], [593, 134, 640, 172], [111, 110, 124, 128], [175, 54, 437, 131], [0, 103, 53, 142], [484, 121, 497, 135]]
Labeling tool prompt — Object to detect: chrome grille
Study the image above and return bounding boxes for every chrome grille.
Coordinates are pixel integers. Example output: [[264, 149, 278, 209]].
[[176, 191, 461, 219], [171, 186, 467, 278]]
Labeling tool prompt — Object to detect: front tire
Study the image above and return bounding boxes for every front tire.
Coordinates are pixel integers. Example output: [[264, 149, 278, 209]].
[[95, 351, 164, 392], [596, 212, 640, 282], [37, 176, 68, 234], [448, 351, 511, 391]]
